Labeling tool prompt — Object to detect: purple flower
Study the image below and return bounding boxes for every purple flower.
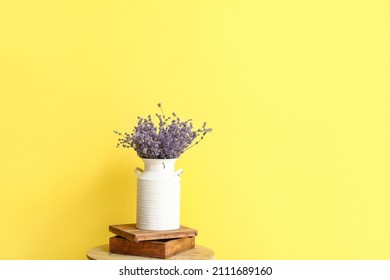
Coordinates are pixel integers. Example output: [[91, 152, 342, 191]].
[[114, 103, 212, 159]]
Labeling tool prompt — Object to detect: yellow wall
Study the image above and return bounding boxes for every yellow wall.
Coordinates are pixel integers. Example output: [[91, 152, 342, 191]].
[[1, 0, 390, 259]]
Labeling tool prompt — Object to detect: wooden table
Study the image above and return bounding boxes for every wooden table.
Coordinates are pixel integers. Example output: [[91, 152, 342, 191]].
[[87, 244, 215, 260]]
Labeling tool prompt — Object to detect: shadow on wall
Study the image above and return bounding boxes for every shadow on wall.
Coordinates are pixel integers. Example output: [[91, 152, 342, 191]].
[[87, 158, 138, 224]]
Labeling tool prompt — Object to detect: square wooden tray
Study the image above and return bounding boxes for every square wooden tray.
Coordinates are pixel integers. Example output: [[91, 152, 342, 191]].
[[109, 236, 195, 259], [109, 224, 197, 242]]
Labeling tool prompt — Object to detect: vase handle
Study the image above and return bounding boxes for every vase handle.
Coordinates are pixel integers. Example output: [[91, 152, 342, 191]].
[[135, 167, 144, 177], [175, 169, 183, 176]]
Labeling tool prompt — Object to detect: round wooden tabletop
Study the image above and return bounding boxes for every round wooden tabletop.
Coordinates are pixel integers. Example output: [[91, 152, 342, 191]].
[[87, 244, 215, 260]]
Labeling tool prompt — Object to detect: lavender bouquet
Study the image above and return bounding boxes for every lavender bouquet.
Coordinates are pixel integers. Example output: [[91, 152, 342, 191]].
[[114, 103, 212, 159]]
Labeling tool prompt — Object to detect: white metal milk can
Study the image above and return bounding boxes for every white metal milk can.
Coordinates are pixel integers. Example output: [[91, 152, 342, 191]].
[[135, 158, 183, 230]]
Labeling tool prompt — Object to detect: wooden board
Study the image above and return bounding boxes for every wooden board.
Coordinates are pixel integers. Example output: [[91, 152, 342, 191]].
[[109, 236, 195, 259], [109, 224, 197, 242], [87, 244, 215, 260]]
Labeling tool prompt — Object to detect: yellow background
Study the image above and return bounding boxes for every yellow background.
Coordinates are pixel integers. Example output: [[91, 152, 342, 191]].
[[1, 0, 390, 259]]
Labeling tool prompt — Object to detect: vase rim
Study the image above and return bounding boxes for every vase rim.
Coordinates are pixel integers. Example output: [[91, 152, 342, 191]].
[[140, 158, 178, 160]]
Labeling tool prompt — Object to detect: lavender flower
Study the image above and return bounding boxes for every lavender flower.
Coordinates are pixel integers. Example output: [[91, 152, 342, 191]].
[[114, 103, 212, 159]]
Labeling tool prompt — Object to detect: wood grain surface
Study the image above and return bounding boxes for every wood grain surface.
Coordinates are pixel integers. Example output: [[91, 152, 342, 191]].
[[109, 224, 198, 242], [87, 244, 215, 260], [109, 236, 195, 259]]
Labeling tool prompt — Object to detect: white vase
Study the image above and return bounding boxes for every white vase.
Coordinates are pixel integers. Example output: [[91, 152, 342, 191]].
[[135, 158, 183, 230]]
